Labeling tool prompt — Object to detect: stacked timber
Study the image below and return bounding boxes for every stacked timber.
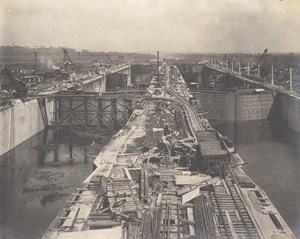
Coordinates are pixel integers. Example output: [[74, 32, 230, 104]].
[[106, 178, 141, 214], [194, 194, 216, 239], [87, 213, 119, 228], [140, 207, 162, 239]]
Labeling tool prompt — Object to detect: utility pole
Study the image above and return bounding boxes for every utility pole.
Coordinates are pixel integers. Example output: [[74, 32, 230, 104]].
[[157, 51, 159, 73]]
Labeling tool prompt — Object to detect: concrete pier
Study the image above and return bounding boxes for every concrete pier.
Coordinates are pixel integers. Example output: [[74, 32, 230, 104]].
[[0, 99, 54, 156]]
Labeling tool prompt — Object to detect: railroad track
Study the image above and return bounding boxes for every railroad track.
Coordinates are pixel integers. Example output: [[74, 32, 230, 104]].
[[210, 175, 261, 239], [166, 88, 204, 134], [165, 65, 260, 238]]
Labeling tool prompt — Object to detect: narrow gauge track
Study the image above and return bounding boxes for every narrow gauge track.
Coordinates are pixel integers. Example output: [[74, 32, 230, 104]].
[[165, 70, 261, 239], [145, 96, 194, 138], [166, 88, 204, 135], [210, 171, 261, 239]]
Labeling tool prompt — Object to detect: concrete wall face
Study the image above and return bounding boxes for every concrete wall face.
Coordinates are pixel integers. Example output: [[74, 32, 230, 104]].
[[181, 66, 300, 133], [106, 74, 127, 90], [131, 64, 155, 88], [132, 74, 153, 87], [279, 94, 300, 133], [194, 92, 274, 121], [0, 99, 54, 156], [176, 64, 205, 87], [82, 78, 102, 92]]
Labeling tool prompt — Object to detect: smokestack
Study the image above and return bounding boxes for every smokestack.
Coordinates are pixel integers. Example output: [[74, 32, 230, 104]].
[[34, 52, 37, 73], [290, 67, 293, 91], [271, 65, 274, 85], [247, 62, 250, 75], [157, 51, 159, 72]]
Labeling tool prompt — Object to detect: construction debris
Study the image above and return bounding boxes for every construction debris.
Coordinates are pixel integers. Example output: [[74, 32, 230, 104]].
[[42, 63, 296, 239]]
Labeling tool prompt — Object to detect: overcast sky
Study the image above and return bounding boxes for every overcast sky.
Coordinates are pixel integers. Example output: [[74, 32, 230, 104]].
[[0, 0, 299, 53]]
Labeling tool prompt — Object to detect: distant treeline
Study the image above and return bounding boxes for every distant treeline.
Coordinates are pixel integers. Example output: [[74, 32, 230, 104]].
[[0, 46, 155, 70], [168, 52, 300, 66]]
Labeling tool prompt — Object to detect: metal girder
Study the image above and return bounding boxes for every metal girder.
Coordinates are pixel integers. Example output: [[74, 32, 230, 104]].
[[53, 95, 134, 130]]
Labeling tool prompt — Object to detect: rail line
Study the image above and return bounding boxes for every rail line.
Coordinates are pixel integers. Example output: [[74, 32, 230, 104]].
[[166, 88, 204, 135], [167, 66, 261, 239], [210, 173, 261, 239]]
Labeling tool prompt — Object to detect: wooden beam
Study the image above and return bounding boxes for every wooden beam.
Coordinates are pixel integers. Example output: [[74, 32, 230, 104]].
[[124, 168, 133, 181], [187, 207, 195, 235], [225, 210, 238, 239], [182, 187, 200, 204]]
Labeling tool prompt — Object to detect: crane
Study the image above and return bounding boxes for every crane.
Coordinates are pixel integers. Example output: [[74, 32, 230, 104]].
[[63, 49, 73, 72], [118, 55, 125, 64], [256, 48, 268, 66], [2, 67, 28, 97], [105, 53, 113, 65], [250, 49, 269, 77]]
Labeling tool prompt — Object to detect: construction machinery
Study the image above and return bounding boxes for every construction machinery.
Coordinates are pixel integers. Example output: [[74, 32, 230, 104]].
[[2, 67, 28, 97], [250, 48, 269, 77], [256, 48, 268, 66], [118, 55, 125, 64], [63, 49, 74, 72], [105, 53, 113, 66]]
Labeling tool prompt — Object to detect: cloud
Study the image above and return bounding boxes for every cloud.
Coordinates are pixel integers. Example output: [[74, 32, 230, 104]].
[[0, 0, 300, 53]]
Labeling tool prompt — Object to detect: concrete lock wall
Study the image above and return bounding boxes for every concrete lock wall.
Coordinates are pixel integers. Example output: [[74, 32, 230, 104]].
[[82, 77, 102, 92], [176, 64, 205, 86], [131, 64, 155, 88], [0, 99, 54, 156], [194, 91, 274, 121], [106, 74, 127, 90], [279, 94, 300, 133]]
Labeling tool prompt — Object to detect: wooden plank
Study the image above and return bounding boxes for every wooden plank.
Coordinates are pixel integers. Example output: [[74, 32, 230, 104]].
[[187, 207, 195, 235], [182, 187, 200, 204], [175, 175, 211, 185], [222, 179, 230, 195], [62, 207, 80, 228], [144, 170, 149, 198], [177, 186, 194, 196], [180, 203, 193, 208], [88, 215, 112, 220], [225, 210, 238, 239], [124, 168, 133, 181], [234, 210, 241, 221], [88, 220, 120, 227], [141, 168, 145, 199], [181, 219, 195, 224]]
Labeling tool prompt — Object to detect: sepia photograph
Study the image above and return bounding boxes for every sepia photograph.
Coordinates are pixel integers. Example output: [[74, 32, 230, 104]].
[[0, 0, 299, 238]]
